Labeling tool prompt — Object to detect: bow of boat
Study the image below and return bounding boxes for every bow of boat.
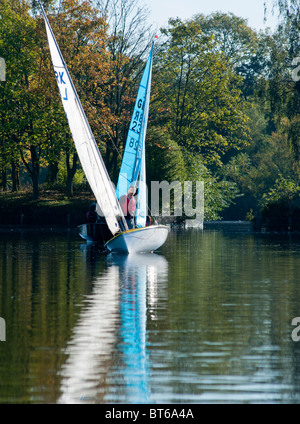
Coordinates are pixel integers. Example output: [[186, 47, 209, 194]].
[[105, 225, 169, 254]]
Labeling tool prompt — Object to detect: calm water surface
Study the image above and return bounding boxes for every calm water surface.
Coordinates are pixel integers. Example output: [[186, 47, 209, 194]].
[[1, 227, 300, 404]]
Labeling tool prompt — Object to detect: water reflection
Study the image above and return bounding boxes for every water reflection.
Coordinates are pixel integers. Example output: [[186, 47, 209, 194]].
[[3, 230, 300, 403], [110, 254, 168, 403], [58, 264, 120, 403], [0, 232, 93, 404], [58, 250, 168, 404]]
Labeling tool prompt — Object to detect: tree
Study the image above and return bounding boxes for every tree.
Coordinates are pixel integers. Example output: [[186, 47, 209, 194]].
[[36, 0, 115, 196], [152, 18, 250, 167], [194, 12, 258, 67], [93, 0, 154, 183], [262, 175, 300, 210], [0, 0, 47, 199], [262, 0, 300, 164], [194, 12, 264, 99]]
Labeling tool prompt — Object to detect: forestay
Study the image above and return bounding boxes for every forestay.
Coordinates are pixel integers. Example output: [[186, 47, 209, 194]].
[[40, 2, 122, 235]]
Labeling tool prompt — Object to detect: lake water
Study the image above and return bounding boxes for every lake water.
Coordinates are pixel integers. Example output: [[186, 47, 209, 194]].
[[1, 226, 300, 404]]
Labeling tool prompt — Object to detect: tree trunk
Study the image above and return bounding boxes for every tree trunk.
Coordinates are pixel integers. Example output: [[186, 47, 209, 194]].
[[31, 173, 39, 200], [20, 145, 40, 199], [46, 162, 59, 184], [66, 151, 78, 197], [11, 161, 20, 192], [30, 145, 40, 200], [1, 169, 7, 191]]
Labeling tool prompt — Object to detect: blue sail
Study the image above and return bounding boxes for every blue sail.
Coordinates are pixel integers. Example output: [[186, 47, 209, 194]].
[[135, 66, 151, 228], [116, 45, 153, 216]]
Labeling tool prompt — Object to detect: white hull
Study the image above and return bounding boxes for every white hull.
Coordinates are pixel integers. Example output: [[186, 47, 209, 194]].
[[105, 225, 169, 254]]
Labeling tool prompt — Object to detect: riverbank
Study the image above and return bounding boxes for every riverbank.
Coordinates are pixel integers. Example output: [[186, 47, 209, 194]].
[[0, 190, 183, 229], [1, 190, 298, 233], [0, 190, 95, 227]]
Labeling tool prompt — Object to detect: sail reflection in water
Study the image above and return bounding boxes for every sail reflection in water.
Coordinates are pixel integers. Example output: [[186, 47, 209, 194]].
[[59, 251, 168, 403], [111, 254, 168, 403], [58, 263, 120, 403]]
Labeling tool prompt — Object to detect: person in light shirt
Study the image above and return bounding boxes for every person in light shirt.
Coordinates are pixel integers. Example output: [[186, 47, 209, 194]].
[[119, 186, 137, 229]]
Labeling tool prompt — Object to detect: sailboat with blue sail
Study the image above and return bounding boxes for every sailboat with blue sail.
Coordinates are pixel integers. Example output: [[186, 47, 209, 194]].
[[39, 2, 168, 253], [105, 40, 169, 253]]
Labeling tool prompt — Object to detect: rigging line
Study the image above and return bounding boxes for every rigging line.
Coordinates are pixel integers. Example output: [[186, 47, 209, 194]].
[[97, 119, 122, 159], [73, 87, 122, 159]]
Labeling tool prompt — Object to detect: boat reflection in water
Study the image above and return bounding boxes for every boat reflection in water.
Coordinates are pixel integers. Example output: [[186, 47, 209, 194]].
[[59, 250, 168, 404]]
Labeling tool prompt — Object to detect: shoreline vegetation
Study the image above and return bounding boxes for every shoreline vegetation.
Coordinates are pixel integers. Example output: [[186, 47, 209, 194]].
[[0, 1, 299, 231], [0, 190, 94, 228], [1, 190, 300, 233], [0, 190, 187, 229]]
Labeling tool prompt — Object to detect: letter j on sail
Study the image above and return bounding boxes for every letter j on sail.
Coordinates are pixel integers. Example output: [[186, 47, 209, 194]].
[[62, 87, 68, 101]]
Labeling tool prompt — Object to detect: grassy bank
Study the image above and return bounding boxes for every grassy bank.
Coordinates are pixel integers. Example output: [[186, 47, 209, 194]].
[[0, 190, 96, 227]]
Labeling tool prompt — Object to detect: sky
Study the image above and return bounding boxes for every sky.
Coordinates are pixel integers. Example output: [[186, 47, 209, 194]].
[[143, 0, 279, 32]]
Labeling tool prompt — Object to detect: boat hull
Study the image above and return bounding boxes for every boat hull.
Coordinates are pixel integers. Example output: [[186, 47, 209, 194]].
[[105, 225, 169, 254]]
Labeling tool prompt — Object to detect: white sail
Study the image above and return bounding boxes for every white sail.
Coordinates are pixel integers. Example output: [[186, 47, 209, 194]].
[[40, 3, 122, 235]]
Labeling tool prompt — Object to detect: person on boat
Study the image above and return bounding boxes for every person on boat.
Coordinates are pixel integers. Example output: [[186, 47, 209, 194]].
[[146, 215, 153, 226], [119, 186, 137, 229], [86, 203, 99, 224], [146, 215, 158, 226]]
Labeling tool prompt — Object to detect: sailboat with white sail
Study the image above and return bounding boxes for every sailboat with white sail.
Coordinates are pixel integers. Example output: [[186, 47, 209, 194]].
[[39, 2, 168, 254]]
